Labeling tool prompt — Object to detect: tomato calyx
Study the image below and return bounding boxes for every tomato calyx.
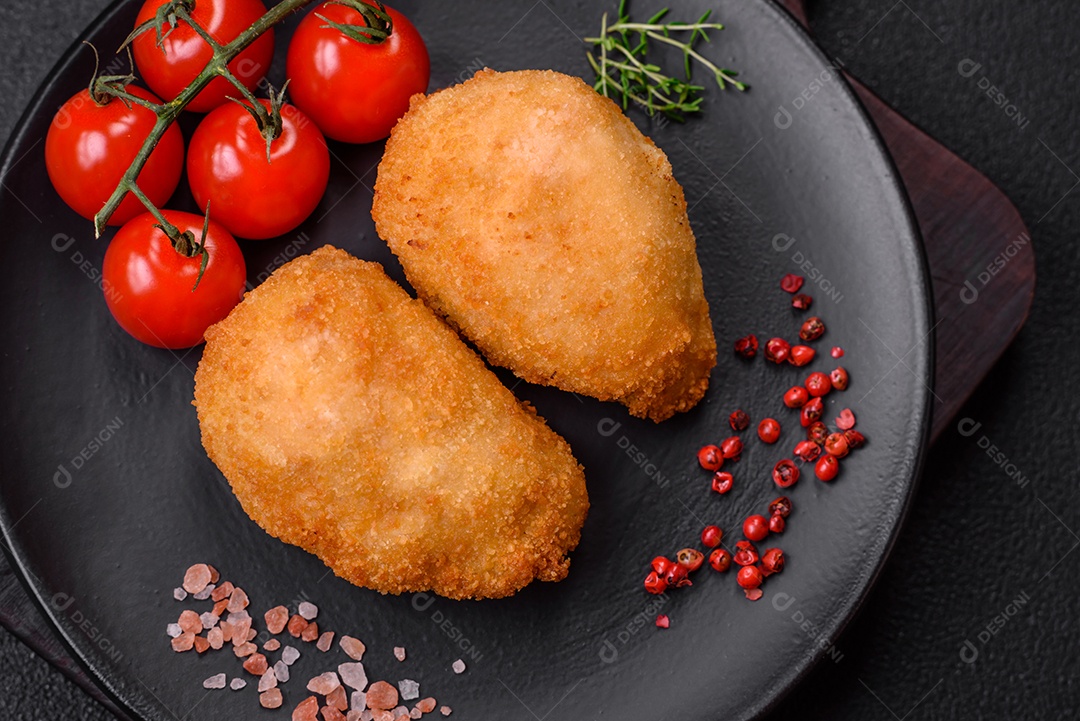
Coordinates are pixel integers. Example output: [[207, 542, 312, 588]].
[[317, 1, 394, 45], [229, 83, 290, 162], [121, 0, 198, 53]]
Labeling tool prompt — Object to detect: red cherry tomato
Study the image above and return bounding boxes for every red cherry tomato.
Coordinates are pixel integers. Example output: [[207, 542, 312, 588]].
[[45, 86, 184, 226], [132, 0, 274, 114], [103, 210, 246, 349], [286, 2, 430, 143], [187, 99, 330, 239]]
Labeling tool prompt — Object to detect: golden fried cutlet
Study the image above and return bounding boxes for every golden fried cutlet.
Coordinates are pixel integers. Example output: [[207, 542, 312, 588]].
[[193, 246, 588, 600], [372, 69, 716, 422]]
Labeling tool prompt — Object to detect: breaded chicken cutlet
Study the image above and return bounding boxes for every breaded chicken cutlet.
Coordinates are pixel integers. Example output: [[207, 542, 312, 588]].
[[372, 69, 716, 422], [194, 246, 588, 600]]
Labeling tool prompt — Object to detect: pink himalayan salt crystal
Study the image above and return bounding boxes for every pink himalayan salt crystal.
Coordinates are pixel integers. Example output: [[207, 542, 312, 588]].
[[193, 584, 215, 601], [308, 671, 342, 695], [230, 678, 247, 691], [393, 647, 406, 662], [261, 688, 284, 709], [338, 662, 368, 692], [182, 564, 211, 594], [439, 707, 452, 717], [265, 638, 281, 652], [327, 684, 348, 711], [177, 610, 201, 635], [451, 659, 465, 675], [397, 679, 419, 701], [266, 605, 290, 634], [322, 708, 347, 721], [340, 636, 366, 661], [202, 673, 226, 690], [293, 696, 320, 721], [171, 632, 194, 653], [365, 682, 398, 711], [275, 660, 291, 683], [282, 645, 301, 665], [299, 601, 319, 620], [317, 631, 336, 652], [259, 669, 278, 692], [227, 587, 250, 613], [207, 627, 223, 650], [415, 698, 436, 714]]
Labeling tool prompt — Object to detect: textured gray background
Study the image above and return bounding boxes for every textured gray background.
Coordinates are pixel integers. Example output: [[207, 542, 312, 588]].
[[0, 0, 1077, 718]]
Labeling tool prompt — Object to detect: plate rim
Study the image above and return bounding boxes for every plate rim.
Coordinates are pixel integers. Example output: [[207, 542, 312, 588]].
[[0, 0, 935, 719]]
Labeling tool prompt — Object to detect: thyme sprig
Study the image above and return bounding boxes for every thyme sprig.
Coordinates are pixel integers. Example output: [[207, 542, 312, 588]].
[[586, 0, 746, 121]]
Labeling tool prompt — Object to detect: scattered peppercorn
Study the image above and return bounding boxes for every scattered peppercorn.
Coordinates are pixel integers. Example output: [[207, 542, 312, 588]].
[[734, 334, 759, 359], [729, 409, 750, 432], [758, 418, 781, 444], [765, 337, 791, 364]]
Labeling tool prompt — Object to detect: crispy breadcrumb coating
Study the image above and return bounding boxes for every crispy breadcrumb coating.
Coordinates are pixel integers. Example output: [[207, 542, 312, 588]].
[[372, 69, 716, 421], [194, 246, 588, 599]]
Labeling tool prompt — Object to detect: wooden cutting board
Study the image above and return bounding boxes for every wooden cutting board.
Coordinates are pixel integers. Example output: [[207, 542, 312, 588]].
[[0, 2, 1034, 717]]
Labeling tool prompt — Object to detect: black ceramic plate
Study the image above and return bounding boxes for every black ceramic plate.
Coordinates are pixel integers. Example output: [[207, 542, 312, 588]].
[[0, 1, 932, 719]]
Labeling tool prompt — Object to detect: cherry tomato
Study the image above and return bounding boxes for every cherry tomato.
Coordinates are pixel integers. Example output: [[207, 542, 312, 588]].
[[187, 99, 330, 239], [45, 86, 184, 226], [103, 210, 246, 349], [132, 0, 274, 114], [286, 2, 430, 143]]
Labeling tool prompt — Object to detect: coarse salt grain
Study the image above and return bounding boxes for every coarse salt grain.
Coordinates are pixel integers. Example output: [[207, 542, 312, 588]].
[[340, 636, 366, 661], [323, 708, 347, 721], [202, 673, 226, 690], [182, 564, 212, 595], [393, 647, 406, 662], [193, 583, 215, 601], [260, 688, 284, 709], [307, 671, 341, 695], [288, 615, 309, 638], [365, 681, 398, 710], [178, 610, 201, 634], [210, 581, 234, 602], [166, 623, 182, 639], [194, 636, 210, 654], [275, 660, 291, 683], [230, 677, 247, 691], [282, 645, 301, 665], [327, 684, 348, 711], [317, 630, 335, 652], [338, 662, 368, 691], [298, 601, 319, 620], [173, 587, 187, 601], [259, 669, 278, 692], [227, 587, 249, 613], [265, 605, 289, 634], [200, 612, 218, 630], [207, 627, 223, 650], [392, 706, 408, 719], [265, 638, 281, 652], [451, 659, 465, 675], [409, 709, 421, 720], [171, 632, 194, 653], [398, 679, 419, 701], [233, 641, 257, 658], [301, 621, 320, 643], [351, 691, 366, 711], [439, 707, 451, 716], [293, 696, 320, 721], [347, 712, 364, 721], [243, 653, 269, 676], [415, 698, 436, 714]]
